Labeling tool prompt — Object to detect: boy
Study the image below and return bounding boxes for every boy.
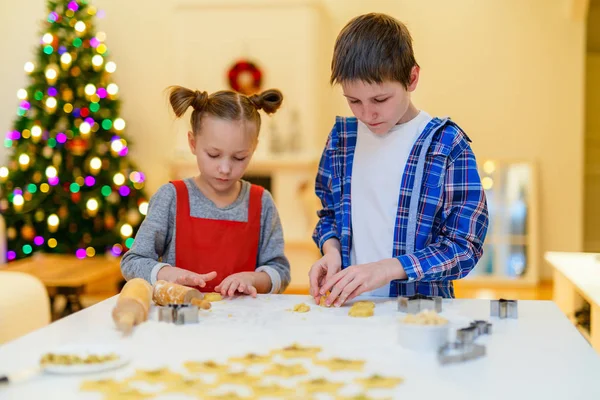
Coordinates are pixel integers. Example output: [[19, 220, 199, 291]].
[[310, 13, 489, 307]]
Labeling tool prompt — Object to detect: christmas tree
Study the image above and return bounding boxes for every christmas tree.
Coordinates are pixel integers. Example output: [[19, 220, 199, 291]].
[[0, 0, 148, 262]]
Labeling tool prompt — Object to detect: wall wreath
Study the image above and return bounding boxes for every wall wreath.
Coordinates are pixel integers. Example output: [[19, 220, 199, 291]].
[[227, 60, 262, 96]]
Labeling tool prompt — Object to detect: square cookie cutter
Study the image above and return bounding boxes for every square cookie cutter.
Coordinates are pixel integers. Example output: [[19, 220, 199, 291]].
[[397, 294, 443, 314], [157, 303, 199, 325]]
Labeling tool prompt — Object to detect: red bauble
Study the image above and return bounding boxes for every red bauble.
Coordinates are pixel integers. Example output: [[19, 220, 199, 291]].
[[66, 138, 89, 156]]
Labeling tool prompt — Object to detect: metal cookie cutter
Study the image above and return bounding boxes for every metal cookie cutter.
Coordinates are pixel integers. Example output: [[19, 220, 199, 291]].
[[438, 342, 486, 365], [456, 320, 492, 344], [439, 320, 491, 365], [158, 304, 199, 325], [490, 298, 518, 319], [397, 294, 442, 314]]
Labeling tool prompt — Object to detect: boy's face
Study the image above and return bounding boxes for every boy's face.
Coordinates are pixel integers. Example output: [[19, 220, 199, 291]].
[[341, 68, 419, 135], [188, 115, 256, 194]]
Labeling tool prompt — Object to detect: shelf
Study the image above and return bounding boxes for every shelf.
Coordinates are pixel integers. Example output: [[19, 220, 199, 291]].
[[576, 323, 592, 343], [459, 274, 539, 287]]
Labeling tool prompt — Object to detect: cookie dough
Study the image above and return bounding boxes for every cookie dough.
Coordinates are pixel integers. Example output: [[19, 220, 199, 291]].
[[204, 292, 223, 302], [319, 294, 332, 308], [348, 305, 374, 318], [293, 303, 311, 313], [402, 309, 447, 325]]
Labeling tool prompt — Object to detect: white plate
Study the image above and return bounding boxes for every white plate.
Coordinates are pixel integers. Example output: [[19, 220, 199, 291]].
[[40, 343, 130, 375]]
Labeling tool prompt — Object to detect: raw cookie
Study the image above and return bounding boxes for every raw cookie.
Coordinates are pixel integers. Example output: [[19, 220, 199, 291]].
[[314, 357, 366, 371], [204, 293, 223, 302], [205, 392, 257, 400], [302, 377, 344, 394], [129, 368, 183, 384], [263, 363, 308, 377], [355, 374, 404, 389], [251, 383, 295, 397], [293, 303, 310, 313], [163, 377, 214, 395], [79, 378, 127, 392], [338, 394, 391, 400], [229, 353, 272, 365], [184, 360, 229, 374], [273, 343, 322, 358], [102, 388, 153, 400], [218, 370, 261, 385]]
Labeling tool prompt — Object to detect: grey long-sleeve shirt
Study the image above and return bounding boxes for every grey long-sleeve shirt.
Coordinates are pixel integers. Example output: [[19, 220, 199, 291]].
[[121, 178, 290, 293]]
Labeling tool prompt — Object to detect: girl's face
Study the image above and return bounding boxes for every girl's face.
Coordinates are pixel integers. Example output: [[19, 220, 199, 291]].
[[188, 115, 257, 195]]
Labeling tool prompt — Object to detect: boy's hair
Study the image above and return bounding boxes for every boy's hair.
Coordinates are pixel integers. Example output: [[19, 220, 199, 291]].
[[330, 13, 418, 89], [168, 87, 283, 135]]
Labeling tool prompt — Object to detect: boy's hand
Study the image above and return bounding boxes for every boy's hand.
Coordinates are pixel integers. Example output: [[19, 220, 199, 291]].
[[320, 259, 404, 307], [309, 249, 342, 305], [215, 272, 259, 298], [157, 266, 217, 288]]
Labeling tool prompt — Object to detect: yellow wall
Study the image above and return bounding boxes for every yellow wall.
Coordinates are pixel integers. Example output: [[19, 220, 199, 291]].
[[0, 0, 586, 278]]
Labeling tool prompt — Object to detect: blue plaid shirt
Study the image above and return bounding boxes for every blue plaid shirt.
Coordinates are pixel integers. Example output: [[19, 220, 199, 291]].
[[312, 116, 489, 298]]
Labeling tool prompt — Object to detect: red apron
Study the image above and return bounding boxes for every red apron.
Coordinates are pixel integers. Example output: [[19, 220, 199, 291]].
[[171, 180, 263, 292]]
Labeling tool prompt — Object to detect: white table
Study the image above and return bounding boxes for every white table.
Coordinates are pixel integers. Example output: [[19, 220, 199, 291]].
[[1, 295, 599, 399]]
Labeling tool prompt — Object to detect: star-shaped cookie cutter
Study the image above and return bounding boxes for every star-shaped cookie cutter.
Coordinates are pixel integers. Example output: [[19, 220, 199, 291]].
[[490, 298, 518, 319]]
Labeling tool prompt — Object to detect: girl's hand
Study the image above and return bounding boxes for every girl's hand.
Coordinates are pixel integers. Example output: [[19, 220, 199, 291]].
[[215, 272, 259, 297], [157, 266, 217, 288]]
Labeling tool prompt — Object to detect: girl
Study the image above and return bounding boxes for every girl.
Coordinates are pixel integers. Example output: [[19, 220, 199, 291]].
[[121, 87, 291, 296]]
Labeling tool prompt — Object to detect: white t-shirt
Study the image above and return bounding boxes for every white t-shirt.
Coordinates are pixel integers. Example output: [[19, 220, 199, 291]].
[[350, 111, 433, 297]]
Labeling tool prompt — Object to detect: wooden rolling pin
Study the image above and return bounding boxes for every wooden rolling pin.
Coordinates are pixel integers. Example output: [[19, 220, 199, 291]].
[[112, 278, 153, 334], [153, 280, 211, 310]]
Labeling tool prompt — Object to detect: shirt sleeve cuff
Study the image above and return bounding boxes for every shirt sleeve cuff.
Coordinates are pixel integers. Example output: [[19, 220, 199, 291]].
[[256, 265, 281, 294], [318, 232, 338, 255], [150, 262, 171, 285], [395, 254, 422, 282]]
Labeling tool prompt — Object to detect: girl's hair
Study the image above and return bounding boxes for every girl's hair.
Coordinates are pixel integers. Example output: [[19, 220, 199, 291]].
[[168, 86, 283, 135]]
